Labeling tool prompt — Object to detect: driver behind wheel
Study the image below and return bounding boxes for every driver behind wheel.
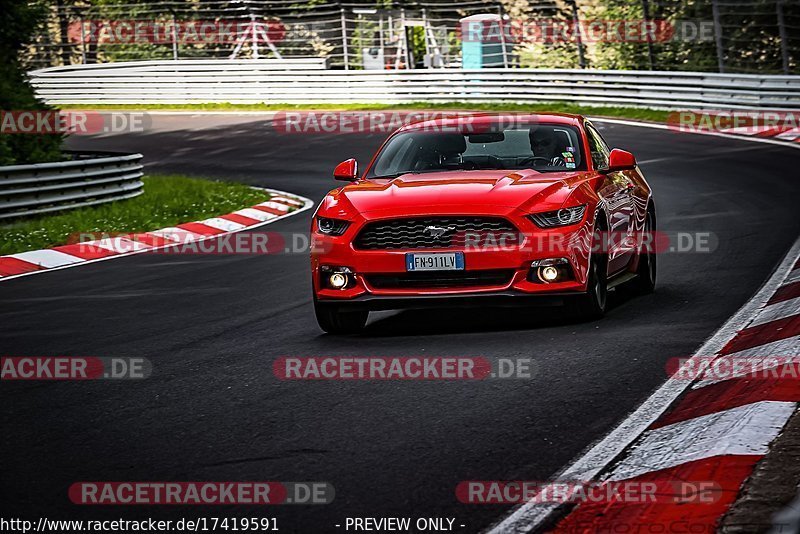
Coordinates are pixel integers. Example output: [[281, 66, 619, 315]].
[[529, 127, 567, 167]]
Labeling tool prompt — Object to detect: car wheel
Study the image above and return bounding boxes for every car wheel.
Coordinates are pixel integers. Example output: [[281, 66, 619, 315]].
[[314, 298, 368, 334], [630, 210, 657, 294], [574, 250, 608, 319], [619, 209, 657, 298]]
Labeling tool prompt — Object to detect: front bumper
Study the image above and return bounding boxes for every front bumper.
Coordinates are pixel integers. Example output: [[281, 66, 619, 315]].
[[311, 210, 594, 304], [315, 290, 579, 311]]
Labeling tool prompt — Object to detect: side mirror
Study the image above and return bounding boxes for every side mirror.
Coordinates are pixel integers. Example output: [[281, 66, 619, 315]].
[[604, 149, 636, 173], [333, 158, 358, 181]]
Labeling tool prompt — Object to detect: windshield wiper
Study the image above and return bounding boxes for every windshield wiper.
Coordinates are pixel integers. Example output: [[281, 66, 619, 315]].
[[369, 171, 419, 179]]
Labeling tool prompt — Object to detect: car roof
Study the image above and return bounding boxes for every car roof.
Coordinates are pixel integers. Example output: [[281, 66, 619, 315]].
[[397, 112, 585, 133]]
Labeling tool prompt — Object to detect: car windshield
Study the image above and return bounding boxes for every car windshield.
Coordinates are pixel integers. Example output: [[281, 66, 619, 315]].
[[367, 124, 586, 178]]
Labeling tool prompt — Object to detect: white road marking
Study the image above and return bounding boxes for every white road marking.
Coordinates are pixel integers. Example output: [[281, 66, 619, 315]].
[[9, 249, 84, 268], [149, 227, 205, 242], [692, 335, 800, 389], [716, 126, 773, 136], [590, 117, 800, 151], [90, 237, 151, 253], [635, 157, 672, 165], [749, 297, 800, 327], [199, 217, 247, 232], [784, 267, 800, 285], [487, 234, 800, 534], [607, 401, 797, 481], [271, 196, 304, 207], [95, 112, 800, 150], [776, 128, 800, 141], [233, 208, 277, 221], [0, 190, 314, 283], [257, 200, 290, 212]]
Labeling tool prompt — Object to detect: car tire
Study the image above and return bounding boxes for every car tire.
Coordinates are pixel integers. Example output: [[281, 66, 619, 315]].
[[629, 210, 657, 295], [314, 298, 368, 334], [573, 250, 608, 319]]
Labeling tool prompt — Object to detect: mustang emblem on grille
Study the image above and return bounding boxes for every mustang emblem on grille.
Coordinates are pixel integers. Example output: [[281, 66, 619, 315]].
[[423, 225, 456, 239]]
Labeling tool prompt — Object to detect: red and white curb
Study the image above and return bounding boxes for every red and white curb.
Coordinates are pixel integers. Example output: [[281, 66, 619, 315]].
[[489, 235, 800, 533], [0, 188, 313, 282], [715, 124, 800, 145], [591, 117, 800, 151]]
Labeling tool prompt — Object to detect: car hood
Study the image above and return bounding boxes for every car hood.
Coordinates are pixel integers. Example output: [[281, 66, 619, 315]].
[[330, 170, 590, 216]]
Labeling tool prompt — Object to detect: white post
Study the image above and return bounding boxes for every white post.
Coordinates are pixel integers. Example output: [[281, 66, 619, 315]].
[[498, 7, 508, 69], [711, 0, 725, 73], [379, 14, 384, 68], [777, 0, 790, 74], [78, 14, 87, 64], [400, 8, 408, 69], [421, 8, 430, 66], [251, 14, 259, 59], [340, 8, 349, 70], [171, 12, 178, 60]]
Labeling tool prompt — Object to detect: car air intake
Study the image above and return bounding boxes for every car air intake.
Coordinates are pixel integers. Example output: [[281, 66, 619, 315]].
[[364, 269, 515, 290], [354, 217, 519, 250]]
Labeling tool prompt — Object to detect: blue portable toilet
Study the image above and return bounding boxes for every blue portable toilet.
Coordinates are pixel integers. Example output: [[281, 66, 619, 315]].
[[460, 14, 508, 68]]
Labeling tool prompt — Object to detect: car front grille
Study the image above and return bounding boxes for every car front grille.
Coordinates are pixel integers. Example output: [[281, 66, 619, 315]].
[[354, 217, 519, 250], [364, 269, 515, 290]]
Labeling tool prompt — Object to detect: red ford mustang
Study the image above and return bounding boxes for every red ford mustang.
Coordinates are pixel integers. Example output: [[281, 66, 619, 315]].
[[310, 113, 656, 334]]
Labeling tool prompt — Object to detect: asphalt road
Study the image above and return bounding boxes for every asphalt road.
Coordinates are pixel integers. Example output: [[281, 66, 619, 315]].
[[1, 114, 799, 533]]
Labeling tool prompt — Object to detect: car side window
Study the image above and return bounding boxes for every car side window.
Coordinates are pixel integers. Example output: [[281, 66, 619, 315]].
[[372, 135, 416, 176], [585, 124, 610, 170]]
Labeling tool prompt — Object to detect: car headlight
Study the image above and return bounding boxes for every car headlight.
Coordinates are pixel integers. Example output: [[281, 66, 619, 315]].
[[317, 217, 350, 236], [528, 205, 587, 228]]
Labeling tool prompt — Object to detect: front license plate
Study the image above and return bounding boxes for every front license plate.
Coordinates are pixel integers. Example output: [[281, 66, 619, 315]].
[[406, 252, 465, 271]]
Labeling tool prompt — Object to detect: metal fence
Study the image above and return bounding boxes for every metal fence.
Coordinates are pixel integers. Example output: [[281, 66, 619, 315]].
[[0, 151, 144, 219], [23, 0, 800, 74], [28, 62, 800, 110], [25, 0, 510, 69]]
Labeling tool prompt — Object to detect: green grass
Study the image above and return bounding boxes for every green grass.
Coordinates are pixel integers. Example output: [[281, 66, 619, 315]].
[[0, 174, 273, 256], [60, 101, 671, 123]]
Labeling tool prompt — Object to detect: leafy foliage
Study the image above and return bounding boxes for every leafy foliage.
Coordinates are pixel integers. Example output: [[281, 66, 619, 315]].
[[0, 174, 273, 255], [0, 0, 63, 165]]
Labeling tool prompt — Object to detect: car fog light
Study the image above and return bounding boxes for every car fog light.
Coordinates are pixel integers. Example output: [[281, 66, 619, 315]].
[[329, 273, 348, 289], [540, 266, 560, 282]]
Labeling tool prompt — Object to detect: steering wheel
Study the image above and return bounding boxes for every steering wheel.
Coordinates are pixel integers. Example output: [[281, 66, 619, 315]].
[[516, 156, 552, 166], [485, 155, 504, 169]]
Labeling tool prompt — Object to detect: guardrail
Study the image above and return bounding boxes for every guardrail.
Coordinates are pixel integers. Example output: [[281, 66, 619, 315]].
[[0, 151, 144, 220], [30, 58, 329, 75], [29, 62, 800, 110]]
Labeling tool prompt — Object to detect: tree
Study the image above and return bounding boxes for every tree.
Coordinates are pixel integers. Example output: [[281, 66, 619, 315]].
[[0, 0, 63, 165]]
